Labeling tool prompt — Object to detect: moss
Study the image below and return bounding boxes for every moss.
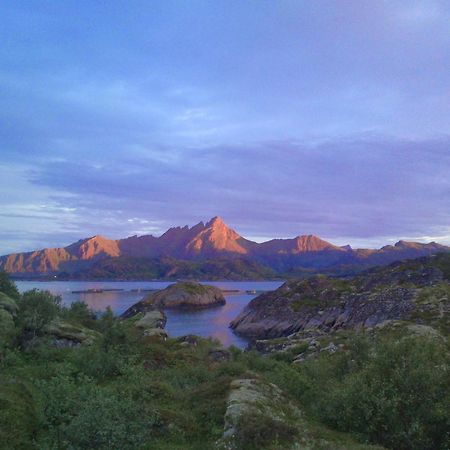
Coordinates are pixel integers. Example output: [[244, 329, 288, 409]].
[[291, 296, 320, 311], [178, 282, 207, 295]]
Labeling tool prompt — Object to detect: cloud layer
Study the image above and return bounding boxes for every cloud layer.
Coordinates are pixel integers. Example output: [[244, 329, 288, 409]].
[[1, 1, 450, 253]]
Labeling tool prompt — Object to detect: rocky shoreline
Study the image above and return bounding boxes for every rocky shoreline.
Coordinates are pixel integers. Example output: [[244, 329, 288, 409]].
[[230, 256, 448, 340]]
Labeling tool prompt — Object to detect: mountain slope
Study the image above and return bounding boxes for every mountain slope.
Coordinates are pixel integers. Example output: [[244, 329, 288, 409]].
[[1, 216, 449, 276]]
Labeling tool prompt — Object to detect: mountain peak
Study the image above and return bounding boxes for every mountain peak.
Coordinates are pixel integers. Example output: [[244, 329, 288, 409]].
[[293, 234, 340, 251], [206, 216, 226, 228]]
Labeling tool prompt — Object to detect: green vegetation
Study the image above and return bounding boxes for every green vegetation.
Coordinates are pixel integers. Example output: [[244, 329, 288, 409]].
[[0, 271, 448, 449], [56, 256, 278, 281]]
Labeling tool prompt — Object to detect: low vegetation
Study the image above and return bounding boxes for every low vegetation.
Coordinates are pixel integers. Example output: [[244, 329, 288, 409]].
[[54, 256, 278, 281], [0, 272, 448, 449]]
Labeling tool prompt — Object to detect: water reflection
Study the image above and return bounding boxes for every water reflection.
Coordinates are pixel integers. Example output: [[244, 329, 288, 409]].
[[16, 280, 283, 348]]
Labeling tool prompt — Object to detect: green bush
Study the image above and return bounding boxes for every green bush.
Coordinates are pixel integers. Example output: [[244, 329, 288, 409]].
[[311, 336, 450, 450], [234, 412, 298, 450], [36, 373, 159, 449], [16, 290, 62, 344], [62, 300, 98, 329], [0, 271, 20, 299]]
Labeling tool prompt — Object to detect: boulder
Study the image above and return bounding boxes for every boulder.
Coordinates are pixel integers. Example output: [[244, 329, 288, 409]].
[[142, 328, 168, 340], [218, 378, 301, 449], [122, 282, 225, 318], [208, 347, 231, 362], [43, 318, 100, 346], [134, 310, 167, 330], [217, 378, 385, 450], [176, 334, 201, 346]]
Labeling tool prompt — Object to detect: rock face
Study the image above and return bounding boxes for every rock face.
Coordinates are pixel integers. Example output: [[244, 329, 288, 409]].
[[230, 257, 448, 340], [122, 282, 225, 318]]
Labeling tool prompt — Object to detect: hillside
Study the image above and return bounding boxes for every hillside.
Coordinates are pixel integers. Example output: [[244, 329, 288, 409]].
[[56, 256, 278, 281], [1, 269, 448, 449]]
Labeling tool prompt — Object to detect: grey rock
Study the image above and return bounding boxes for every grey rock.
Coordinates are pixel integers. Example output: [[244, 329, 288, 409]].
[[43, 319, 101, 346], [208, 347, 231, 362], [143, 328, 168, 340], [134, 310, 167, 329]]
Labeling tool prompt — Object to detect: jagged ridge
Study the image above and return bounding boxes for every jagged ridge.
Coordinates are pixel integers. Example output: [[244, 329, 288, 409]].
[[0, 216, 449, 275]]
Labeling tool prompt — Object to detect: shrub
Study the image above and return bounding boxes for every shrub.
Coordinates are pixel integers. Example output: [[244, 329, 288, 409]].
[[0, 380, 40, 449], [36, 373, 159, 449], [62, 300, 97, 329], [315, 336, 450, 450], [0, 272, 20, 300], [16, 290, 62, 345], [234, 412, 297, 450]]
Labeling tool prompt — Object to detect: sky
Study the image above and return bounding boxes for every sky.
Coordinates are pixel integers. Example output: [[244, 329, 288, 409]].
[[1, 0, 450, 254]]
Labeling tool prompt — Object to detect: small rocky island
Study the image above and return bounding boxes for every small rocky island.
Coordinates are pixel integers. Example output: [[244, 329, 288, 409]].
[[122, 281, 226, 318]]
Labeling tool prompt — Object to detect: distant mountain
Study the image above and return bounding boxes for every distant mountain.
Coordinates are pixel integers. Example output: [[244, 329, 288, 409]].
[[1, 216, 449, 279]]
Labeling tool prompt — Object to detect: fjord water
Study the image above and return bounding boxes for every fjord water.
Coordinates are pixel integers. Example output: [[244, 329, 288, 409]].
[[16, 280, 283, 348]]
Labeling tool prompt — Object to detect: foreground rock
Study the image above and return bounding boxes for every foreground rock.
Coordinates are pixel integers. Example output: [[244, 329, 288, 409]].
[[217, 378, 302, 449], [230, 256, 449, 340], [133, 310, 168, 339], [134, 310, 167, 329], [122, 281, 225, 318], [217, 378, 383, 450], [43, 318, 101, 347]]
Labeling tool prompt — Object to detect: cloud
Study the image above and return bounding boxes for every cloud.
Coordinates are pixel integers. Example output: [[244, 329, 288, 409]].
[[4, 135, 444, 250], [1, 1, 450, 252]]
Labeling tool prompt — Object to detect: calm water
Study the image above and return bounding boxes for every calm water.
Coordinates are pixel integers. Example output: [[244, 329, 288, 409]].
[[16, 280, 283, 348]]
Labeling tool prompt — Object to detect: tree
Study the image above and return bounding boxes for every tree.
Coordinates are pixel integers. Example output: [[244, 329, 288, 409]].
[[0, 272, 20, 300]]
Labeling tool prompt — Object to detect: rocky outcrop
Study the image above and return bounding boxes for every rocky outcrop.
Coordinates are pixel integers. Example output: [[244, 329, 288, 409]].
[[43, 318, 101, 347], [217, 378, 382, 449], [250, 318, 447, 365], [133, 310, 168, 339], [122, 282, 225, 318], [217, 378, 301, 449], [230, 258, 449, 340], [134, 310, 167, 329]]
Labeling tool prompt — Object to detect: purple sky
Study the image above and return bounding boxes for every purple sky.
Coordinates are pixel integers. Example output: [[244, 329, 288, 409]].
[[1, 1, 450, 254]]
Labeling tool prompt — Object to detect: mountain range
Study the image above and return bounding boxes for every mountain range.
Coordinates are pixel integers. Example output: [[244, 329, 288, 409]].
[[1, 216, 449, 279]]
